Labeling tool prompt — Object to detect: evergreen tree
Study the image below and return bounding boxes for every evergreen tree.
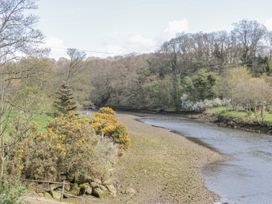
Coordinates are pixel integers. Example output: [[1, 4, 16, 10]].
[[54, 83, 77, 115]]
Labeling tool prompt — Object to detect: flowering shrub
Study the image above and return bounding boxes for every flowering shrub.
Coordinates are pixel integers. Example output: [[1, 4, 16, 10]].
[[9, 115, 118, 183], [91, 107, 130, 152], [181, 94, 230, 112]]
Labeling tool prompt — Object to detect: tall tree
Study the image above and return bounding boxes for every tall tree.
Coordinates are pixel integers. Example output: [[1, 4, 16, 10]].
[[54, 83, 77, 115], [0, 0, 43, 183], [231, 20, 267, 71], [66, 48, 86, 83]]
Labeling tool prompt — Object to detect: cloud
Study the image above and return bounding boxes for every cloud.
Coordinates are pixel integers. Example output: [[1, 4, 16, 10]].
[[129, 35, 156, 47], [104, 18, 189, 56], [42, 37, 66, 59], [163, 19, 189, 39], [43, 19, 189, 58], [265, 18, 272, 31]]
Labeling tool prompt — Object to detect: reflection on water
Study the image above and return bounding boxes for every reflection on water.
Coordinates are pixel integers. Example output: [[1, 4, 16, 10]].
[[142, 116, 272, 204]]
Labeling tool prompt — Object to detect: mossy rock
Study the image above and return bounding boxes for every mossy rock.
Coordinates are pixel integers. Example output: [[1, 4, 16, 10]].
[[69, 183, 81, 195], [43, 192, 52, 199], [79, 183, 92, 195], [92, 187, 110, 198], [51, 191, 62, 200], [90, 182, 99, 188]]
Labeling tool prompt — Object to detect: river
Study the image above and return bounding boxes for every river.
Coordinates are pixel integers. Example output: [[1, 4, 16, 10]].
[[141, 115, 272, 204]]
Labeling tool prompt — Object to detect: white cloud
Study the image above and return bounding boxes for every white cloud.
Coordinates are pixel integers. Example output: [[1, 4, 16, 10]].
[[42, 37, 66, 59], [43, 19, 189, 58], [265, 18, 272, 31], [163, 19, 189, 39], [104, 18, 189, 56], [129, 35, 156, 47]]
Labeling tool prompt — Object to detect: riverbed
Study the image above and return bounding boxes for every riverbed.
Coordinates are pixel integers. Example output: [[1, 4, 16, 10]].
[[142, 115, 272, 204]]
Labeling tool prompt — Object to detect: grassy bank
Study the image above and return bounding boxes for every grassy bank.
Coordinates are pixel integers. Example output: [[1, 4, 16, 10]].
[[204, 107, 272, 134], [207, 106, 272, 123]]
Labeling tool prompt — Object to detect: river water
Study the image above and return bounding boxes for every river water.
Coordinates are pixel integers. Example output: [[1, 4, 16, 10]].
[[141, 115, 272, 204]]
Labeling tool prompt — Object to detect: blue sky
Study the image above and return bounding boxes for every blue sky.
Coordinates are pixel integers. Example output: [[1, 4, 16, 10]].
[[36, 0, 272, 58]]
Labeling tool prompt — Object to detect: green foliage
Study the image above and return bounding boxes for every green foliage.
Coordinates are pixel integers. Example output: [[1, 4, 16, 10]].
[[183, 70, 217, 101], [54, 83, 77, 115], [91, 107, 130, 151], [143, 76, 174, 110], [0, 176, 25, 204]]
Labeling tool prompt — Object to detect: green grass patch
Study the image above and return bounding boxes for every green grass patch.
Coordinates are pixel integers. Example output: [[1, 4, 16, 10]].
[[207, 106, 272, 123], [32, 114, 54, 132]]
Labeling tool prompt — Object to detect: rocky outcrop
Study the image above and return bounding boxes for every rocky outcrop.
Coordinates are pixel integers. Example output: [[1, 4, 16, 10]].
[[38, 178, 117, 201]]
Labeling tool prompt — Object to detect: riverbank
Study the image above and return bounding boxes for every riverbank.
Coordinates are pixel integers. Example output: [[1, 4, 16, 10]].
[[23, 113, 222, 204], [110, 113, 222, 203], [192, 108, 272, 135]]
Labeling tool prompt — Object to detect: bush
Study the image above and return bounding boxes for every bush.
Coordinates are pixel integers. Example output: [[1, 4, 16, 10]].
[[91, 107, 130, 151], [181, 94, 230, 112], [0, 176, 25, 204], [9, 115, 118, 183]]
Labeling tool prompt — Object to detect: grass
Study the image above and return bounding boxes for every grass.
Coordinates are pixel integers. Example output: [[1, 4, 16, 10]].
[[32, 114, 54, 132], [207, 106, 272, 123]]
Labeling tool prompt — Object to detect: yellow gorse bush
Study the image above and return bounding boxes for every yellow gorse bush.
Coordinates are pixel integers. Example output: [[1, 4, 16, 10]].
[[91, 107, 130, 151], [8, 112, 120, 184], [9, 115, 99, 182]]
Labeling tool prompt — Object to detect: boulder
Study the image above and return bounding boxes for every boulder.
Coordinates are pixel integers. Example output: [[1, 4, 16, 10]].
[[92, 187, 109, 198], [51, 191, 62, 200], [43, 192, 52, 199], [69, 183, 80, 196], [90, 182, 99, 188], [79, 183, 92, 195]]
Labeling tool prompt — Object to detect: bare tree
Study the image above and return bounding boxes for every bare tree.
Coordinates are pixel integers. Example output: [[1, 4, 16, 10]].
[[66, 48, 86, 83], [0, 0, 43, 183], [231, 20, 267, 70]]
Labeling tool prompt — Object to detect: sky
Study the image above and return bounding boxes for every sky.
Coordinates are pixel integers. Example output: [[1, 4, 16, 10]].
[[36, 0, 272, 59]]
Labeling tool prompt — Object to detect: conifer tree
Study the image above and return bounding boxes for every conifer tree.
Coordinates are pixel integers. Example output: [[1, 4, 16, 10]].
[[54, 83, 77, 115]]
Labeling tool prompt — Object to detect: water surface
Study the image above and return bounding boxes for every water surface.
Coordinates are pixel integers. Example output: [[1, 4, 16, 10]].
[[142, 115, 272, 204]]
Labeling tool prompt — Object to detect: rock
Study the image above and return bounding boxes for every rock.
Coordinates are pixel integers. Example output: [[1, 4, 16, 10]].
[[93, 178, 102, 184], [98, 185, 107, 192], [69, 183, 80, 196], [125, 187, 136, 196], [51, 191, 62, 200], [43, 192, 52, 199], [106, 184, 117, 197], [79, 183, 92, 195], [85, 185, 93, 195], [92, 187, 109, 198], [90, 182, 99, 188]]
